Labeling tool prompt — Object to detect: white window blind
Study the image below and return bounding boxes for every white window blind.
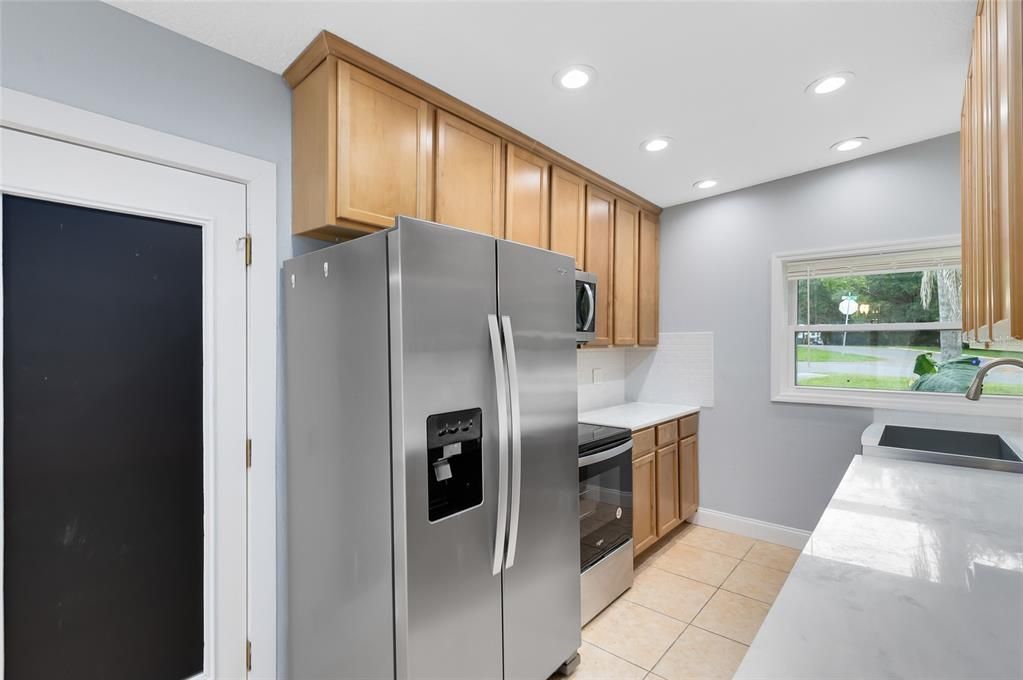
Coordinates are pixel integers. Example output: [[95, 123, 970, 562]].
[[784, 245, 961, 280]]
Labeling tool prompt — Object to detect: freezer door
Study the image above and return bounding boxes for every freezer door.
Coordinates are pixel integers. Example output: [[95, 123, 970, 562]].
[[497, 241, 581, 679], [390, 218, 505, 680]]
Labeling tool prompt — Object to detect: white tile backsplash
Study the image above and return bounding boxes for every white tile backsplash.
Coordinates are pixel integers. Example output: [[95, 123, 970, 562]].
[[577, 332, 715, 413], [577, 348, 627, 413], [626, 332, 715, 406]]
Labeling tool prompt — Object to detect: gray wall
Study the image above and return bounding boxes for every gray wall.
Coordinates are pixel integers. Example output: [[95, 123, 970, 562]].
[[660, 134, 961, 531]]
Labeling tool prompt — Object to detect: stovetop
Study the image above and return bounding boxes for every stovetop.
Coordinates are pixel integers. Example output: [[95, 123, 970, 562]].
[[578, 422, 632, 457]]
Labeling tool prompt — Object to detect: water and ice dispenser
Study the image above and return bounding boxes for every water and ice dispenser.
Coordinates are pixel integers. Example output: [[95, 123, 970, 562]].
[[427, 408, 484, 522]]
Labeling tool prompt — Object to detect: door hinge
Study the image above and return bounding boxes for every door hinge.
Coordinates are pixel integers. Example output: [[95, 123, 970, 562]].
[[246, 639, 252, 672], [246, 438, 252, 468], [241, 233, 252, 267]]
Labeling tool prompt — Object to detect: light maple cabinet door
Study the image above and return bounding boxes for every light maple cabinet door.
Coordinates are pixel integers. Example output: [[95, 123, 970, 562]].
[[434, 110, 503, 237], [549, 166, 586, 266], [633, 451, 658, 555], [680, 435, 699, 520], [336, 61, 432, 228], [613, 199, 640, 346], [655, 442, 682, 537], [638, 211, 659, 346], [504, 144, 550, 248], [584, 186, 615, 346]]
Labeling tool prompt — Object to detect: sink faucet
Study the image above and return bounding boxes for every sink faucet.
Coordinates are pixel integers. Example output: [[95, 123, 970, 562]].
[[965, 358, 1023, 400]]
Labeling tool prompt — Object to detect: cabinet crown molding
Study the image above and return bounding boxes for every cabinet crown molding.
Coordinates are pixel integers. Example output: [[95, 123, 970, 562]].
[[283, 30, 662, 216]]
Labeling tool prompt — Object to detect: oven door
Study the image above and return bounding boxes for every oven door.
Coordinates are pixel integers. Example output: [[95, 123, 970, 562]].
[[578, 440, 633, 571], [575, 271, 596, 343]]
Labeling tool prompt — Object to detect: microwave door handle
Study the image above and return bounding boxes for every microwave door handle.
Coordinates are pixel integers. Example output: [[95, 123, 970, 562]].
[[578, 440, 634, 468], [584, 282, 595, 331], [487, 314, 510, 576], [501, 315, 522, 569]]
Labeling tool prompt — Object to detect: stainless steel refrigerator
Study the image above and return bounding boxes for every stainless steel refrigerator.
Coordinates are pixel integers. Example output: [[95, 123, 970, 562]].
[[283, 217, 580, 680]]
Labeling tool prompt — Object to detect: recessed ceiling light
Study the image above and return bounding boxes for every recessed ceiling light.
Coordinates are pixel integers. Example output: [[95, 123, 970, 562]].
[[642, 137, 672, 152], [806, 72, 855, 95], [831, 137, 869, 152], [693, 179, 718, 189], [553, 65, 596, 90]]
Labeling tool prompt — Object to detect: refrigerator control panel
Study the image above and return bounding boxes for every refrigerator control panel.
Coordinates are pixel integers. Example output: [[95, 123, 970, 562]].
[[426, 408, 484, 522]]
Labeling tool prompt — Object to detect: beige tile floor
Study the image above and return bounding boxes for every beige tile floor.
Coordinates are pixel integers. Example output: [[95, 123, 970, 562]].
[[568, 523, 801, 680]]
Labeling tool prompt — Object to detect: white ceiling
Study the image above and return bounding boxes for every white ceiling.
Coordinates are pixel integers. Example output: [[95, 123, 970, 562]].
[[107, 1, 975, 208]]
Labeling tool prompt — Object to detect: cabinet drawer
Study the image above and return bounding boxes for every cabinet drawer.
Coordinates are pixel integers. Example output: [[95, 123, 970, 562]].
[[679, 413, 699, 439], [633, 427, 655, 458], [655, 420, 678, 446]]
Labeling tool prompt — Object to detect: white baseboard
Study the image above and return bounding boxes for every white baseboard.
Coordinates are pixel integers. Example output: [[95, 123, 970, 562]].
[[691, 508, 811, 550]]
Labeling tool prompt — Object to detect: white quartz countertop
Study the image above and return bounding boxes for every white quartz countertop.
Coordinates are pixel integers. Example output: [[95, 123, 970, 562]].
[[578, 402, 699, 431], [736, 455, 1023, 680]]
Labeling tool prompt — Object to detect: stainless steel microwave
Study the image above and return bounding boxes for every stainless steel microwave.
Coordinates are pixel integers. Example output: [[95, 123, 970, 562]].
[[576, 270, 596, 343]]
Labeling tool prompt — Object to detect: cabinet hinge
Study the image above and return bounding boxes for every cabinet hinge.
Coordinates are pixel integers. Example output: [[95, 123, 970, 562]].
[[241, 233, 252, 267], [246, 438, 252, 468], [246, 639, 252, 672]]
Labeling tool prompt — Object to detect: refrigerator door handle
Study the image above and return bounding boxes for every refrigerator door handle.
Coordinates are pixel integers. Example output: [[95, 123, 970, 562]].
[[501, 315, 523, 569], [487, 314, 511, 576]]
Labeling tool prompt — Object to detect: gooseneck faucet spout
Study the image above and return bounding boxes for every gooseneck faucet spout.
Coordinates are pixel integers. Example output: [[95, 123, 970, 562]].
[[965, 358, 1023, 400]]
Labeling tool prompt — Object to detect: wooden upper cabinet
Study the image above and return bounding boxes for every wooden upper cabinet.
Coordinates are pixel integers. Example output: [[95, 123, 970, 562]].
[[287, 35, 663, 242], [613, 199, 640, 346], [504, 144, 550, 248], [434, 110, 503, 237], [550, 167, 586, 266], [584, 186, 615, 346], [961, 0, 1023, 340], [337, 62, 431, 229], [638, 211, 659, 346]]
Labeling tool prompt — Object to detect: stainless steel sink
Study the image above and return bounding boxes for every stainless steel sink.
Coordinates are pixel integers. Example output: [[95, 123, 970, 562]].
[[862, 424, 1023, 473]]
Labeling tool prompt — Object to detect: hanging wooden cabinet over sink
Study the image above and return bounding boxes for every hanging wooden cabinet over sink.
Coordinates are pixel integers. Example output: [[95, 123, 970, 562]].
[[961, 0, 1023, 341], [285, 30, 663, 344]]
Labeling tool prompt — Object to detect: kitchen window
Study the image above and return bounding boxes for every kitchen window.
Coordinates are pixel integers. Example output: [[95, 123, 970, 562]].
[[770, 237, 1023, 415]]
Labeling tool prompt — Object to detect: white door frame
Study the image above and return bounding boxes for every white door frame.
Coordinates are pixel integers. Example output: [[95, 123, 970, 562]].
[[0, 87, 278, 678]]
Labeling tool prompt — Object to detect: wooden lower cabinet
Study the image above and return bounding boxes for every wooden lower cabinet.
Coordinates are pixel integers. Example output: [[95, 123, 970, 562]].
[[680, 435, 698, 520], [656, 443, 682, 536], [633, 416, 699, 557], [632, 451, 658, 554]]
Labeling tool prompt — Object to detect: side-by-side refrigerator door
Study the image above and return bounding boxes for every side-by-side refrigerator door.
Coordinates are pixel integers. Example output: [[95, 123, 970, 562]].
[[389, 218, 505, 680], [497, 240, 581, 679]]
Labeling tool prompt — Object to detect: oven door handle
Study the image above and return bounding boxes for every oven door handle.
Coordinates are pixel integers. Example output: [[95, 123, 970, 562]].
[[578, 440, 634, 468]]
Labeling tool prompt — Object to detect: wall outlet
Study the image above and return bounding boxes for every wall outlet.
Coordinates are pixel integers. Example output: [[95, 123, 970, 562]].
[[592, 368, 603, 384]]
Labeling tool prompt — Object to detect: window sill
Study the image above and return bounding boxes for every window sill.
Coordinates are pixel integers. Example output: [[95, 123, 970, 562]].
[[772, 386, 1023, 418]]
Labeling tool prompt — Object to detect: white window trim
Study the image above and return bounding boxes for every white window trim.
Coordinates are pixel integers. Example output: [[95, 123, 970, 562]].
[[0, 88, 279, 677], [770, 235, 1021, 418]]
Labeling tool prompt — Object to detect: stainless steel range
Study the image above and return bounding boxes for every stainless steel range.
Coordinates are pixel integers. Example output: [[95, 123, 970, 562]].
[[578, 422, 634, 624]]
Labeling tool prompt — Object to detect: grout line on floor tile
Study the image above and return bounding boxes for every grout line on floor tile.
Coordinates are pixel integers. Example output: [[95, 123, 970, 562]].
[[719, 584, 774, 606], [647, 623, 688, 675], [626, 598, 691, 625], [686, 622, 753, 649], [581, 633, 663, 673]]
